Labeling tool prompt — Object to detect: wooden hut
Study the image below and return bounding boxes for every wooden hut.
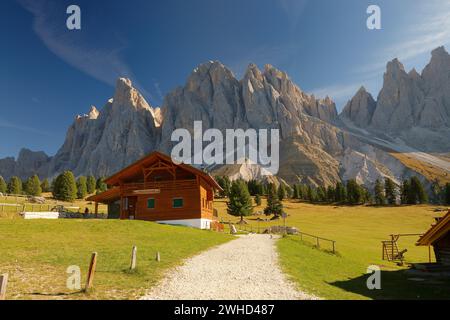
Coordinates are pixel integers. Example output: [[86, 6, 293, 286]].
[[87, 151, 222, 229], [417, 210, 450, 266]]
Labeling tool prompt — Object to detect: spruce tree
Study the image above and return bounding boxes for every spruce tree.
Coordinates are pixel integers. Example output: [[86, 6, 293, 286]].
[[317, 186, 327, 202], [374, 179, 385, 205], [410, 177, 428, 204], [0, 176, 6, 194], [24, 175, 42, 196], [264, 184, 283, 217], [53, 171, 78, 202], [327, 186, 335, 203], [87, 175, 96, 194], [255, 194, 262, 206], [401, 179, 411, 204], [334, 182, 347, 203], [445, 183, 450, 205], [293, 185, 299, 199], [227, 180, 253, 222], [96, 177, 108, 194], [346, 179, 363, 205], [77, 176, 88, 199], [40, 178, 50, 193], [384, 178, 397, 205], [307, 186, 317, 203], [277, 184, 286, 201], [7, 176, 22, 195]]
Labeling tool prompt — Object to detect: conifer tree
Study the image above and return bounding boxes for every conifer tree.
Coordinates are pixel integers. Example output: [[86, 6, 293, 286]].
[[53, 171, 77, 202], [40, 178, 50, 193], [293, 184, 299, 199], [334, 182, 347, 203], [76, 176, 88, 199], [7, 176, 22, 195], [277, 184, 286, 201], [227, 180, 253, 222], [24, 175, 42, 196], [445, 183, 450, 205], [255, 194, 262, 206], [327, 186, 335, 203], [346, 179, 363, 205], [384, 178, 397, 205], [96, 177, 108, 194], [87, 175, 97, 194], [264, 184, 283, 217], [374, 179, 385, 205], [0, 176, 6, 194], [410, 177, 428, 204], [400, 179, 412, 204]]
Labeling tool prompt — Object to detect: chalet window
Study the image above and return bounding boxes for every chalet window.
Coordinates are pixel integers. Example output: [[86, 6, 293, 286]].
[[173, 198, 184, 208], [147, 198, 155, 209]]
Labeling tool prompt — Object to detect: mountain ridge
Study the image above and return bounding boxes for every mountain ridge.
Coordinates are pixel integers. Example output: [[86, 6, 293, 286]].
[[1, 48, 449, 189]]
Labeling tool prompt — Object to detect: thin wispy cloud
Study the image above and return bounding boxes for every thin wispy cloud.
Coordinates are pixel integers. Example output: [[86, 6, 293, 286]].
[[278, 0, 309, 30], [16, 0, 155, 102], [355, 0, 450, 76], [0, 118, 52, 136]]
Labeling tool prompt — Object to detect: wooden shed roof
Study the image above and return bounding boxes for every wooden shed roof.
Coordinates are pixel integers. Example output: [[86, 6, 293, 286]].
[[87, 187, 121, 203], [417, 210, 450, 246]]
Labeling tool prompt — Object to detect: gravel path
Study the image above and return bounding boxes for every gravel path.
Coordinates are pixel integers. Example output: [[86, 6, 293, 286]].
[[141, 233, 318, 300]]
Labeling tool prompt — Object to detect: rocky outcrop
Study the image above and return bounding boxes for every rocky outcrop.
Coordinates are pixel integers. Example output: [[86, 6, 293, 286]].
[[0, 149, 50, 180], [1, 54, 446, 188], [340, 86, 376, 128], [48, 78, 160, 177], [341, 46, 450, 152]]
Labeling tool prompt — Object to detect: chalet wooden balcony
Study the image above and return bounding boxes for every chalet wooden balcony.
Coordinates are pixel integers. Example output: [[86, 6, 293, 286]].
[[122, 179, 198, 193]]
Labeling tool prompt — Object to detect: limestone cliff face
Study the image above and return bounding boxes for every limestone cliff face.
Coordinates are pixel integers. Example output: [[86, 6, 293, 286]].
[[340, 86, 376, 128], [340, 46, 450, 152], [48, 78, 160, 177], [0, 149, 50, 181], [1, 55, 445, 187]]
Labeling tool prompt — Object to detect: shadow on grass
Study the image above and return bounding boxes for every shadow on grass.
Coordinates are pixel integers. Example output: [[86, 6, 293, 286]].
[[330, 269, 450, 300]]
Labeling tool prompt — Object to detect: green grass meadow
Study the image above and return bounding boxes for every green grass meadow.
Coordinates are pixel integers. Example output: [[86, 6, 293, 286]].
[[216, 199, 450, 300], [0, 219, 232, 300]]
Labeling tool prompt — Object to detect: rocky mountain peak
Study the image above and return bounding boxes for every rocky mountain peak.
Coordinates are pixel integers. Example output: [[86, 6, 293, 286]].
[[88, 106, 99, 119], [430, 46, 449, 59], [385, 58, 406, 79], [340, 85, 376, 127]]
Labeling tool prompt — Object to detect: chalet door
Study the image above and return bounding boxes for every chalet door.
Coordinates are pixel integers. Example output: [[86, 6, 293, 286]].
[[127, 196, 137, 220]]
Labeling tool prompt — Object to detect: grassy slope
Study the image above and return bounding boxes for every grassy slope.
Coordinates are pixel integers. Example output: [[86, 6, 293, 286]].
[[216, 199, 450, 299], [0, 219, 232, 300]]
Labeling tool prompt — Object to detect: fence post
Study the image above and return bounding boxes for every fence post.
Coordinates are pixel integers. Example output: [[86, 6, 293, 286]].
[[156, 252, 161, 262], [85, 252, 98, 292], [332, 241, 335, 254], [0, 273, 8, 300], [316, 237, 320, 248], [130, 246, 137, 270]]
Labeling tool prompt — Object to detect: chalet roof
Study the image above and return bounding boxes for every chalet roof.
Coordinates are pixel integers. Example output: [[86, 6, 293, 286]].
[[417, 210, 450, 246], [104, 151, 222, 190], [87, 187, 120, 203]]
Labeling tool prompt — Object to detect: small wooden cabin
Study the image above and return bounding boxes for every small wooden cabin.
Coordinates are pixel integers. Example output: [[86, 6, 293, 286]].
[[87, 151, 222, 229], [417, 210, 450, 266]]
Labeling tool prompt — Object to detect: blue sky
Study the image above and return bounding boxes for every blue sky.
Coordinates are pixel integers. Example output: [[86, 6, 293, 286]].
[[1, 0, 450, 158]]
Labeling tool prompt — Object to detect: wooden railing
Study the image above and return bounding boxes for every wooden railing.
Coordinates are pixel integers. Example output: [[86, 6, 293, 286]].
[[298, 232, 337, 254], [122, 179, 198, 192]]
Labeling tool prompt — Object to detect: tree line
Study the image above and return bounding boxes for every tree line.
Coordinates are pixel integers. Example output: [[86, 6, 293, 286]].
[[0, 172, 108, 202], [216, 176, 450, 207]]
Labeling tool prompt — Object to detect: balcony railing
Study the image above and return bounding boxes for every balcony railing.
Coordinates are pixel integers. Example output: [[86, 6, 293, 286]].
[[122, 179, 198, 193]]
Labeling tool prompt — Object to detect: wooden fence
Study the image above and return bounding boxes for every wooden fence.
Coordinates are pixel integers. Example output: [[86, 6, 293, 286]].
[[223, 220, 337, 254]]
